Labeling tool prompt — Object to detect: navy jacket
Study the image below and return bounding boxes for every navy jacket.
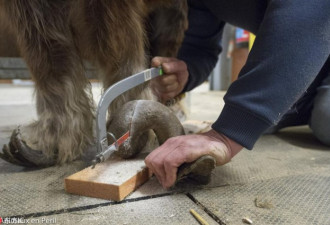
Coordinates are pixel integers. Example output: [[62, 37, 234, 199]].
[[178, 0, 330, 149]]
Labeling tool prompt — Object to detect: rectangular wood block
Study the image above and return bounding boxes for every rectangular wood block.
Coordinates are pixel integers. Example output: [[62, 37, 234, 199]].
[[65, 156, 152, 201]]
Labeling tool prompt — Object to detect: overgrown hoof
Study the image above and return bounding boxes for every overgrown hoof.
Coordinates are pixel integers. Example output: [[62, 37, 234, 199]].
[[176, 155, 216, 185], [0, 127, 56, 167], [108, 100, 185, 159]]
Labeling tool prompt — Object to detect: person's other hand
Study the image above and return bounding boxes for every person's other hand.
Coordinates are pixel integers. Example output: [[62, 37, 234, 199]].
[[150, 56, 189, 102], [145, 129, 243, 189]]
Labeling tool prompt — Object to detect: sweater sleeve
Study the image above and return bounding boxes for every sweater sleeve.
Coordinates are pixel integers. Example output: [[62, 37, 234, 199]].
[[211, 0, 330, 149], [177, 0, 225, 92]]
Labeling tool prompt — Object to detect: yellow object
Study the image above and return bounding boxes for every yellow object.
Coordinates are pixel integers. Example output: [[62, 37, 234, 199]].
[[249, 33, 256, 51], [189, 209, 210, 225]]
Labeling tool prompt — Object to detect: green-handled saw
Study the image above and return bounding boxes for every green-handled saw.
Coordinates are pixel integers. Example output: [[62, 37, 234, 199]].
[[91, 67, 163, 168]]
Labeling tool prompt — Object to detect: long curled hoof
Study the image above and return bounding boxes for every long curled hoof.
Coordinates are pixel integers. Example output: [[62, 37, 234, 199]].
[[0, 127, 56, 167], [108, 100, 185, 159]]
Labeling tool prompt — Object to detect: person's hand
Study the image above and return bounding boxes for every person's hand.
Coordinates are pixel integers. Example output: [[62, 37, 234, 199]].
[[145, 129, 243, 189], [150, 56, 189, 102]]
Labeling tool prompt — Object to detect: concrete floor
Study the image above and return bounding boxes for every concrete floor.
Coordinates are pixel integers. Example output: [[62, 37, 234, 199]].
[[0, 82, 329, 225]]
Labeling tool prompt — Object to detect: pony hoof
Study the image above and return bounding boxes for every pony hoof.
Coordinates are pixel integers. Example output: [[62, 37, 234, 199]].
[[0, 127, 56, 167]]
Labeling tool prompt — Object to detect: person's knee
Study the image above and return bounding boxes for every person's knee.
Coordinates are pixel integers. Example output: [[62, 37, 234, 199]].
[[310, 97, 330, 146]]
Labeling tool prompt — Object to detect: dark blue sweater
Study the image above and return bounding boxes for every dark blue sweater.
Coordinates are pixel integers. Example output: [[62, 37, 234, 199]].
[[178, 0, 330, 149]]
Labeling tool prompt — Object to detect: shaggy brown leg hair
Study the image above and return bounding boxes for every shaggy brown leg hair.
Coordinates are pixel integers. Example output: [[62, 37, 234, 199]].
[[1, 1, 94, 165], [80, 1, 154, 114], [0, 0, 188, 166], [76, 0, 188, 122], [147, 0, 188, 57]]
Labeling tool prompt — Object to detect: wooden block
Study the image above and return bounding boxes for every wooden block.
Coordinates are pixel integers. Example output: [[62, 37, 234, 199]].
[[65, 155, 152, 201]]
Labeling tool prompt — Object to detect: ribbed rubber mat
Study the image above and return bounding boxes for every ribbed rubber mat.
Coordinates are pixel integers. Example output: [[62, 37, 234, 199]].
[[204, 133, 330, 188], [0, 161, 110, 217], [21, 195, 218, 225], [191, 173, 330, 225], [1, 126, 329, 222]]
